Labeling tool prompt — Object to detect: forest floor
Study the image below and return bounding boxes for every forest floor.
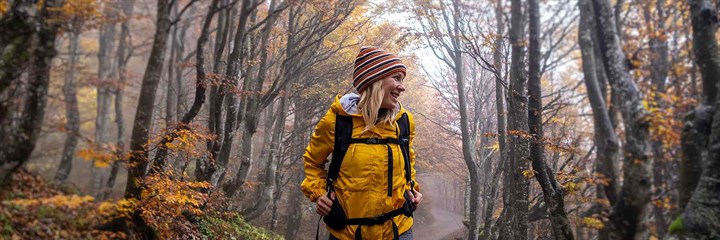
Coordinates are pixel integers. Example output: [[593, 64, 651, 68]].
[[0, 169, 281, 239]]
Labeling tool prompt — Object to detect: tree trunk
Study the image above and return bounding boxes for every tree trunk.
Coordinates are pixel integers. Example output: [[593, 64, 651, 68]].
[[480, 158, 501, 240], [678, 0, 717, 211], [0, 0, 36, 95], [592, 0, 653, 238], [193, 0, 223, 184], [672, 0, 720, 238], [578, 0, 622, 238], [55, 32, 81, 184], [93, 3, 117, 196], [429, 1, 482, 239], [490, 1, 507, 239], [590, 20, 619, 131], [284, 164, 305, 239], [173, 6, 193, 131], [242, 93, 287, 221], [207, 0, 236, 164], [493, 0, 507, 189], [102, 0, 136, 200], [224, 0, 291, 197], [150, 0, 220, 179], [528, 0, 574, 239], [499, 0, 530, 238], [202, 0, 253, 190], [224, 0, 356, 196], [165, 2, 178, 126], [0, 0, 64, 182], [124, 0, 173, 199]]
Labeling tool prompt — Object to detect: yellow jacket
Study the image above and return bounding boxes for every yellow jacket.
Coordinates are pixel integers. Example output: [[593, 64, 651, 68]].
[[301, 95, 420, 240]]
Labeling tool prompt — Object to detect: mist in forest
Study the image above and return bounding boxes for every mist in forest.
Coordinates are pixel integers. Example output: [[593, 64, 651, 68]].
[[1, 0, 719, 239]]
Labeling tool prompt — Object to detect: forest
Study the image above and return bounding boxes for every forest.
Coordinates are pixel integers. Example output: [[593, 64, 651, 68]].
[[0, 0, 718, 239]]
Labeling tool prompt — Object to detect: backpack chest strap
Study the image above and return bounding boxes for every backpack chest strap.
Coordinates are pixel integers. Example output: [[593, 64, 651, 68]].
[[348, 137, 408, 145]]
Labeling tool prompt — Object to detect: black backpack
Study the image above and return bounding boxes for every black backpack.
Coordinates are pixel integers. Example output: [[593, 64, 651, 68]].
[[318, 112, 416, 240]]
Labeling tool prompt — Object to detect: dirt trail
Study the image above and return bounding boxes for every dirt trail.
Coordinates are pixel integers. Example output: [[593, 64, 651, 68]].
[[413, 206, 464, 240], [408, 173, 465, 240]]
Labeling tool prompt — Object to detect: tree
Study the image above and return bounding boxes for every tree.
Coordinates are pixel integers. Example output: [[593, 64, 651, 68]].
[[124, 0, 174, 199], [641, 0, 671, 236], [592, 0, 653, 238], [197, 0, 256, 188], [410, 0, 483, 238], [485, 0, 506, 237], [0, 0, 35, 94], [222, 0, 357, 197], [578, 0, 622, 238], [102, 0, 136, 200], [671, 0, 720, 237], [527, 0, 574, 238], [499, 0, 530, 238], [92, 0, 117, 196], [55, 0, 99, 184], [0, 0, 66, 183]]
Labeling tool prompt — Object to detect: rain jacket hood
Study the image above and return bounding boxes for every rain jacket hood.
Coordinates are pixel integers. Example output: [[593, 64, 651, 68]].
[[301, 94, 420, 240]]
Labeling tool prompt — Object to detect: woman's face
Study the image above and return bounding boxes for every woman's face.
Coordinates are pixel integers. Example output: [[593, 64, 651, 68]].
[[380, 72, 406, 110]]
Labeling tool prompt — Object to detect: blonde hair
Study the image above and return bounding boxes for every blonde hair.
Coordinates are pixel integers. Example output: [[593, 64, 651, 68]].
[[358, 80, 399, 133]]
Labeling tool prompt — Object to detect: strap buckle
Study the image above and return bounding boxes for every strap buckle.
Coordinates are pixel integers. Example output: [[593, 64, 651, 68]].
[[366, 138, 379, 144]]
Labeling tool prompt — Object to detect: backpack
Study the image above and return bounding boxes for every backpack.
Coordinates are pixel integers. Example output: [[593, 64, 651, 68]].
[[327, 112, 415, 194], [318, 112, 416, 240]]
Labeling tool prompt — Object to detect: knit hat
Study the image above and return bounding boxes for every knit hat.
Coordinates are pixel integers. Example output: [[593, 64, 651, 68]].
[[352, 46, 407, 93]]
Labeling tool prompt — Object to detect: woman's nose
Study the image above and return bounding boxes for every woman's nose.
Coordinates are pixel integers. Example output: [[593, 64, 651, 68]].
[[398, 83, 406, 92]]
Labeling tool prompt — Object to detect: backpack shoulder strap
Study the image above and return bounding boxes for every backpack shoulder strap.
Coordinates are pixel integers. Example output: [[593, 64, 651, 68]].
[[397, 113, 413, 186], [327, 114, 353, 189]]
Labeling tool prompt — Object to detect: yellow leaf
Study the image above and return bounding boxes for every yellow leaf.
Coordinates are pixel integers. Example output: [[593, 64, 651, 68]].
[[583, 217, 605, 229], [522, 169, 536, 178]]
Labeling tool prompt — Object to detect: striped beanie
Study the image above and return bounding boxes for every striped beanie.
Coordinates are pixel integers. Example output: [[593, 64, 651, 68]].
[[353, 46, 407, 93]]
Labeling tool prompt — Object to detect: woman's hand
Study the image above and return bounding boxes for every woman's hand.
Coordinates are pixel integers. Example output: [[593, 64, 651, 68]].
[[406, 189, 423, 206], [316, 191, 336, 216]]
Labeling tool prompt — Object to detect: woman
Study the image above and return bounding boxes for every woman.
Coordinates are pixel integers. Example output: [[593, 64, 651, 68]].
[[301, 46, 423, 240]]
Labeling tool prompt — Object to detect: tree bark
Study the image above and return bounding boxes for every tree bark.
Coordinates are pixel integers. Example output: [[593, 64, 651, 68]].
[[284, 163, 305, 239], [480, 158, 501, 240], [55, 32, 82, 184], [0, 0, 36, 95], [528, 0, 574, 239], [93, 2, 117, 196], [592, 0, 653, 238], [489, 1, 507, 239], [206, 0, 233, 164], [499, 0, 530, 238], [678, 0, 718, 211], [124, 0, 173, 199], [0, 0, 65, 182], [173, 6, 193, 130], [579, 0, 622, 238], [201, 0, 254, 190], [672, 0, 720, 238], [241, 93, 287, 220], [165, 2, 178, 126], [193, 0, 224, 184]]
